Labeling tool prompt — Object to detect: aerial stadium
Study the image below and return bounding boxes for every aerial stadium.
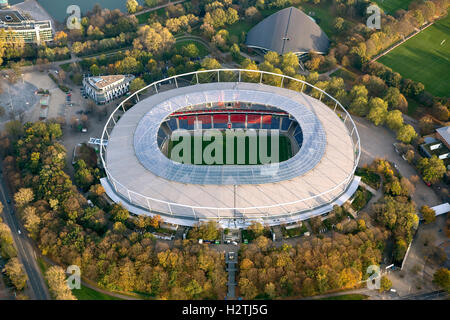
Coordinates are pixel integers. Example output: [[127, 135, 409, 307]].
[[100, 69, 361, 229]]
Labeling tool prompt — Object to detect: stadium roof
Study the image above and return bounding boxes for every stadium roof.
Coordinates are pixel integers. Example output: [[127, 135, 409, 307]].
[[133, 87, 327, 185], [105, 82, 356, 219], [246, 7, 330, 55]]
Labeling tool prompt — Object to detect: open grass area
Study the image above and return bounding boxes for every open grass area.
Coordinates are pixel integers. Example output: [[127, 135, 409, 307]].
[[320, 294, 369, 300], [136, 8, 166, 24], [330, 67, 357, 83], [299, 3, 336, 36], [373, 0, 413, 14], [228, 8, 279, 39], [72, 285, 122, 300], [174, 40, 209, 57], [168, 131, 293, 165], [378, 11, 450, 97], [281, 223, 308, 239]]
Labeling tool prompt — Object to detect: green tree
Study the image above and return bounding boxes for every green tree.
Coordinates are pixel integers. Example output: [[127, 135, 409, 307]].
[[433, 268, 450, 292], [201, 57, 221, 70], [333, 17, 345, 31], [379, 276, 392, 292], [110, 204, 130, 222], [367, 97, 388, 126], [181, 43, 199, 58], [126, 0, 139, 14], [144, 0, 157, 7], [421, 205, 436, 224], [396, 124, 417, 144], [418, 156, 446, 184], [129, 78, 146, 93], [386, 110, 404, 131]]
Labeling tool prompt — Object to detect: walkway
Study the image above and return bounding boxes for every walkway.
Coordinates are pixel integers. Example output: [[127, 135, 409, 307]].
[[131, 0, 187, 20], [225, 252, 238, 300]]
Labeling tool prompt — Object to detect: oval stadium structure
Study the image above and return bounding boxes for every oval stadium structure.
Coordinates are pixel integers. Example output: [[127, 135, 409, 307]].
[[100, 69, 361, 229]]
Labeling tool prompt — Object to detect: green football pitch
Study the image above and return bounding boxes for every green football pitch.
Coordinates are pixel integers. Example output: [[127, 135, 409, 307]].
[[373, 0, 413, 14], [167, 132, 293, 165], [378, 11, 450, 97]]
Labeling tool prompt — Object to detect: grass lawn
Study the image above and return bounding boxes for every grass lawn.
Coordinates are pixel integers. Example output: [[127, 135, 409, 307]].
[[355, 167, 381, 190], [136, 8, 167, 24], [320, 294, 369, 300], [175, 40, 209, 57], [298, 4, 337, 36], [228, 7, 279, 39], [72, 285, 122, 300], [373, 0, 413, 14], [281, 224, 308, 238], [378, 11, 450, 97], [330, 67, 357, 83], [168, 131, 293, 165]]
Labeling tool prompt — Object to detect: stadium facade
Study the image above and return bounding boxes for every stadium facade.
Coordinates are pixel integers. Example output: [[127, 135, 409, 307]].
[[100, 69, 361, 229]]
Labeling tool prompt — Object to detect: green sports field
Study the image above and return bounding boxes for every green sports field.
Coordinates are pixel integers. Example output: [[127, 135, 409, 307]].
[[168, 131, 293, 165], [373, 0, 413, 14], [378, 12, 450, 97]]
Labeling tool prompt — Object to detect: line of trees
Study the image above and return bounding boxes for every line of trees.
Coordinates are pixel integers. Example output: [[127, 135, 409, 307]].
[[238, 228, 388, 299]]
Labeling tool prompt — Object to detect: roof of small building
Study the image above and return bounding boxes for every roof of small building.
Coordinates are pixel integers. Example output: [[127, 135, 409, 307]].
[[436, 126, 450, 144], [87, 75, 126, 90], [245, 7, 330, 55]]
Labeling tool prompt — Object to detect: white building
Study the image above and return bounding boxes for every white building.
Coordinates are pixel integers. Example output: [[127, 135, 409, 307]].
[[83, 75, 135, 105], [0, 10, 53, 43]]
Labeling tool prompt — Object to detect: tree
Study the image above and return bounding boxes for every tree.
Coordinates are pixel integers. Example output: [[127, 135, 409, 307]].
[[421, 206, 436, 224], [181, 43, 199, 58], [14, 188, 34, 208], [133, 23, 175, 55], [384, 87, 407, 112], [74, 160, 94, 190], [3, 258, 27, 290], [386, 110, 404, 131], [248, 222, 264, 237], [45, 266, 76, 300], [129, 78, 146, 93], [126, 0, 139, 14], [334, 17, 345, 31], [379, 276, 392, 292], [396, 124, 417, 144], [394, 238, 408, 263], [433, 268, 450, 292], [367, 97, 388, 126], [145, 0, 157, 7], [23, 206, 41, 239], [201, 57, 221, 70], [418, 156, 446, 184], [110, 204, 129, 222]]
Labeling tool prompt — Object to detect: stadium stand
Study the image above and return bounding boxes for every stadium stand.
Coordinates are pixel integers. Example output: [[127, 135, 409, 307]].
[[281, 117, 292, 131], [230, 114, 246, 129], [262, 115, 273, 129], [213, 114, 229, 129], [247, 114, 262, 129]]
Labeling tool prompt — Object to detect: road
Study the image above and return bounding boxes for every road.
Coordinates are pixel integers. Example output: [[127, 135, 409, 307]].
[[0, 166, 50, 300]]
